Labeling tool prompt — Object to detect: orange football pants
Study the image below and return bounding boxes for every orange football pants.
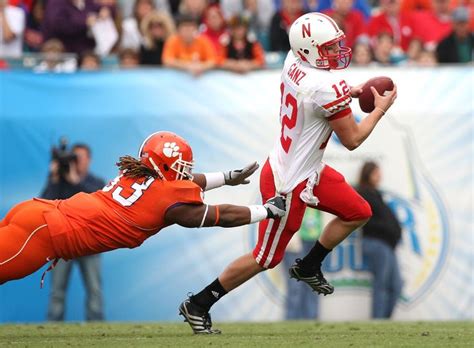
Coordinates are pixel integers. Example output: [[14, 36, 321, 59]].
[[0, 200, 58, 285]]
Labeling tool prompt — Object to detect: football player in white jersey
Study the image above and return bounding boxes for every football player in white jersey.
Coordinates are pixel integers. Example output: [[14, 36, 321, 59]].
[[180, 12, 397, 334]]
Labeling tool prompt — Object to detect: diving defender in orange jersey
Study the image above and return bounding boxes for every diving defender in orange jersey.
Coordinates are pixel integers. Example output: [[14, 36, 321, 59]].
[[0, 131, 286, 285]]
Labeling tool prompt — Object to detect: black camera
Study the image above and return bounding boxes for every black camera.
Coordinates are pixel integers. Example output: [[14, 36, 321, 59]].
[[51, 137, 77, 179]]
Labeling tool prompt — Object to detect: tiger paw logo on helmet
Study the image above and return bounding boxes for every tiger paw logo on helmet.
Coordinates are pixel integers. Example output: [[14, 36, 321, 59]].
[[163, 142, 180, 158]]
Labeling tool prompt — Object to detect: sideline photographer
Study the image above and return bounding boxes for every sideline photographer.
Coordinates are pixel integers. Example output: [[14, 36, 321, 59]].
[[41, 140, 105, 321], [42, 139, 104, 199]]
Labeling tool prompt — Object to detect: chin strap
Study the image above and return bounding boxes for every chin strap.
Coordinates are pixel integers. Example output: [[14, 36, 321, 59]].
[[40, 258, 59, 289], [149, 157, 165, 180]]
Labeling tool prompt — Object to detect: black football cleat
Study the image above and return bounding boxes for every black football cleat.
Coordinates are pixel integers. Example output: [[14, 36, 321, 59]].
[[289, 259, 334, 296], [179, 296, 221, 334]]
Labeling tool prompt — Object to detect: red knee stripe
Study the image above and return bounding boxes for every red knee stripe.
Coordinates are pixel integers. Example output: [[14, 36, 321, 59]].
[[254, 218, 281, 267], [254, 187, 307, 268], [253, 161, 307, 269]]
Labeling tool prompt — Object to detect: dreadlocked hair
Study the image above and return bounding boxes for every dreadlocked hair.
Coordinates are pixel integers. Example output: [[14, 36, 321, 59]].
[[116, 155, 159, 179]]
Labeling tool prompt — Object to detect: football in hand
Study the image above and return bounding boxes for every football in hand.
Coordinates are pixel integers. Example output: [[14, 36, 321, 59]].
[[358, 76, 394, 113]]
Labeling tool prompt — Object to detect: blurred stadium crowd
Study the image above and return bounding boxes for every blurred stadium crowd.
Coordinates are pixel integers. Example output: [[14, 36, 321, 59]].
[[0, 0, 472, 72]]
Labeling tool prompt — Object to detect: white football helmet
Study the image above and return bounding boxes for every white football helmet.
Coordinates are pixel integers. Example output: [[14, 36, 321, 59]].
[[289, 12, 352, 70]]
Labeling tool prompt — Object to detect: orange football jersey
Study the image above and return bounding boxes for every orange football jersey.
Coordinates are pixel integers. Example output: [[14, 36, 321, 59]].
[[40, 175, 203, 260]]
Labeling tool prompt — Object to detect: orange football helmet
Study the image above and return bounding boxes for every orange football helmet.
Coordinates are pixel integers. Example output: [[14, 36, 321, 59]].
[[138, 131, 194, 181]]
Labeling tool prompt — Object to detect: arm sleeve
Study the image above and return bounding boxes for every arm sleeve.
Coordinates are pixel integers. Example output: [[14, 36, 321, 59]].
[[310, 79, 352, 119]]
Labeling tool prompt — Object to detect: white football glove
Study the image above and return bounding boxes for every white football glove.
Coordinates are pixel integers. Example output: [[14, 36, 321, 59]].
[[224, 162, 259, 186], [264, 195, 286, 219]]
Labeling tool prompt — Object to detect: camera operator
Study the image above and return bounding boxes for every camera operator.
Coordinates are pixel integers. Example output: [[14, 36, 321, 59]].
[[41, 142, 105, 322]]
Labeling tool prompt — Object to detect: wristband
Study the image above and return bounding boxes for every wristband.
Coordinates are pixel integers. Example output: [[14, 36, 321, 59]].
[[375, 107, 386, 115], [214, 205, 220, 226], [248, 205, 268, 223], [204, 172, 225, 191]]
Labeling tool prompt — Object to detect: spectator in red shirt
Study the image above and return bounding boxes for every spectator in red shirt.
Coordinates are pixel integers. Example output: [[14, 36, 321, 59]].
[[269, 0, 304, 52], [367, 0, 416, 52], [412, 0, 453, 49], [323, 0, 368, 49], [201, 4, 228, 62]]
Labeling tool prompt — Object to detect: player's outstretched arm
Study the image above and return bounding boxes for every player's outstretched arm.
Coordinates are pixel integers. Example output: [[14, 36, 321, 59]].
[[192, 162, 259, 191], [164, 195, 285, 228], [329, 86, 397, 151]]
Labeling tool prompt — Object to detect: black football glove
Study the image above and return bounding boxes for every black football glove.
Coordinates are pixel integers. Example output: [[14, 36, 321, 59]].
[[224, 162, 259, 186], [264, 195, 286, 219]]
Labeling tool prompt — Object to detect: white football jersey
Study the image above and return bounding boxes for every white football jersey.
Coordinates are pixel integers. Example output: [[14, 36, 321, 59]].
[[269, 51, 352, 194]]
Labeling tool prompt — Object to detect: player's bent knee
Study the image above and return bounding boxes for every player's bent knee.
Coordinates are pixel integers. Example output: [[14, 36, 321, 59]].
[[252, 251, 284, 270], [352, 217, 370, 229], [344, 199, 372, 222], [358, 200, 373, 220], [264, 254, 284, 269]]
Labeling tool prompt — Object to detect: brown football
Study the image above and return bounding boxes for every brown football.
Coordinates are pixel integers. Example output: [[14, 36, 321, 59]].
[[358, 76, 394, 113]]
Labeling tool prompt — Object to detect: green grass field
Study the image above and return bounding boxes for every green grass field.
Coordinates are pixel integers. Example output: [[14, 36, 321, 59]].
[[0, 321, 472, 347]]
